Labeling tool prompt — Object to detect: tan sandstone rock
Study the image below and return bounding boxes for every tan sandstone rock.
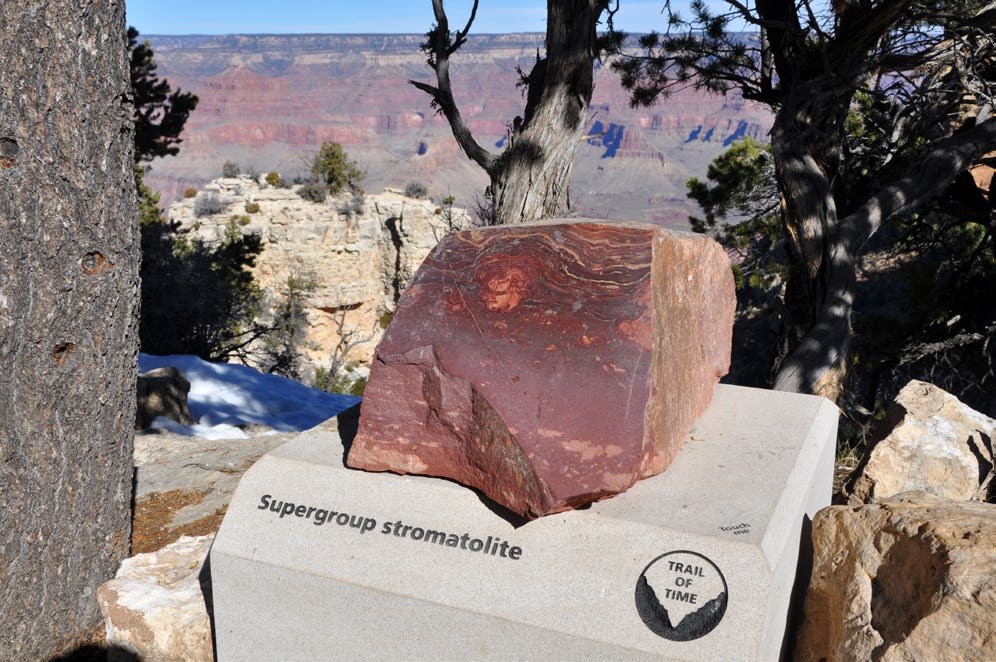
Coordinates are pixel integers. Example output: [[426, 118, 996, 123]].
[[169, 179, 471, 377], [795, 492, 996, 662], [845, 380, 995, 504], [98, 534, 215, 662], [347, 219, 735, 518]]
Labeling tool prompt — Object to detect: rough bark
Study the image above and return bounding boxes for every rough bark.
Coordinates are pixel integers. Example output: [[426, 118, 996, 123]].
[[768, 97, 847, 397], [0, 2, 139, 658], [413, 0, 609, 225], [613, 0, 994, 398]]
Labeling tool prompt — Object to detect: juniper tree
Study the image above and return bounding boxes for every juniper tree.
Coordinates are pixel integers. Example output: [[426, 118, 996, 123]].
[[129, 27, 199, 164], [413, 0, 622, 225], [615, 0, 996, 398]]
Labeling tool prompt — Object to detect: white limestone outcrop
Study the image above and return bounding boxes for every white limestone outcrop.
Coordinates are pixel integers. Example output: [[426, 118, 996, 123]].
[[168, 178, 471, 376]]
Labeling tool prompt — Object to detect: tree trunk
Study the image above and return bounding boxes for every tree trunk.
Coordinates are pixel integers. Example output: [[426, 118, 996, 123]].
[[767, 99, 849, 398], [489, 0, 605, 224], [774, 117, 996, 396], [413, 0, 607, 225], [0, 3, 139, 658]]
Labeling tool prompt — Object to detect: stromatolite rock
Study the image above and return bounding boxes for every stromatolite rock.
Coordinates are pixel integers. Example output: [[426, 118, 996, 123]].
[[346, 219, 735, 517]]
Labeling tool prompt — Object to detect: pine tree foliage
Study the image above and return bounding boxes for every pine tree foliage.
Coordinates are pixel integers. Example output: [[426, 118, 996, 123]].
[[140, 218, 267, 362], [129, 27, 199, 164], [260, 274, 318, 380], [130, 27, 268, 362], [311, 141, 365, 195]]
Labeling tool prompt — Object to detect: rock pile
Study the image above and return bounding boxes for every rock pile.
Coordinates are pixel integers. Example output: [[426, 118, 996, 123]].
[[843, 380, 994, 504], [136, 366, 195, 430], [796, 382, 995, 661], [98, 535, 215, 662], [795, 493, 995, 662]]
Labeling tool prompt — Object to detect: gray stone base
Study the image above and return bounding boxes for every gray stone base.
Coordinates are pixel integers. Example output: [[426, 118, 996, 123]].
[[210, 385, 837, 660]]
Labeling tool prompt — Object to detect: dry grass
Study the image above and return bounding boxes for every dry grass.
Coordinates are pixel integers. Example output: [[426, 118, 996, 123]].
[[131, 489, 228, 554]]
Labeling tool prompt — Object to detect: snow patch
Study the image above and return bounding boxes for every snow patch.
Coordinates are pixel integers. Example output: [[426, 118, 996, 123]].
[[139, 353, 361, 439]]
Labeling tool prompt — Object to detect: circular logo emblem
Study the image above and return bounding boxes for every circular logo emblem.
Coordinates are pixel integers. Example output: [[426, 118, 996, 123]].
[[634, 550, 728, 641]]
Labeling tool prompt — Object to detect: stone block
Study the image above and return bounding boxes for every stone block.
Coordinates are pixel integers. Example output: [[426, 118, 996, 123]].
[[347, 219, 735, 517], [795, 492, 996, 662], [98, 535, 214, 662], [137, 366, 195, 430], [211, 385, 837, 660]]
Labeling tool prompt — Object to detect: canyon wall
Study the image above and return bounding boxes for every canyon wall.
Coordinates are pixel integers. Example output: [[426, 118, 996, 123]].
[[144, 33, 773, 229]]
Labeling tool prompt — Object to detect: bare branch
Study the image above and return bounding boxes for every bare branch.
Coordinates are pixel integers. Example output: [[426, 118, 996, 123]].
[[724, 1, 763, 26], [451, 0, 479, 53], [411, 0, 497, 173]]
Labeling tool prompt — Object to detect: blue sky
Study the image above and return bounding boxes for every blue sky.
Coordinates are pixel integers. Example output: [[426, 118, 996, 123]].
[[126, 1, 733, 35]]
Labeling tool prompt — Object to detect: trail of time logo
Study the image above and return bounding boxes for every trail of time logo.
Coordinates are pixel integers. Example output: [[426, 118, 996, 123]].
[[634, 550, 728, 641]]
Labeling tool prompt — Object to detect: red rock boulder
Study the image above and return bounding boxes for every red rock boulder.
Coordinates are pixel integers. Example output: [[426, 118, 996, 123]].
[[346, 219, 735, 518]]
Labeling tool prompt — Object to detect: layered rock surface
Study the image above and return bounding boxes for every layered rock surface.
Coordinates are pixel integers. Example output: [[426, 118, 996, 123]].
[[347, 219, 735, 517], [169, 179, 470, 373], [143, 34, 773, 227], [795, 492, 996, 662]]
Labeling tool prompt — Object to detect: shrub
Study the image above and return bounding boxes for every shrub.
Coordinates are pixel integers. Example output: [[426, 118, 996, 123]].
[[338, 192, 365, 218], [259, 274, 318, 380], [222, 160, 240, 178], [404, 181, 429, 199], [183, 188, 198, 198], [194, 191, 226, 217], [139, 215, 264, 362], [245, 201, 261, 214], [265, 171, 283, 188], [314, 362, 367, 396], [232, 214, 251, 226], [297, 181, 327, 203], [311, 142, 364, 195]]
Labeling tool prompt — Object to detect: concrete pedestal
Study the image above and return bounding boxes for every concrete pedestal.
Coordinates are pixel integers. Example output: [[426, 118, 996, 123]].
[[211, 384, 837, 661]]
